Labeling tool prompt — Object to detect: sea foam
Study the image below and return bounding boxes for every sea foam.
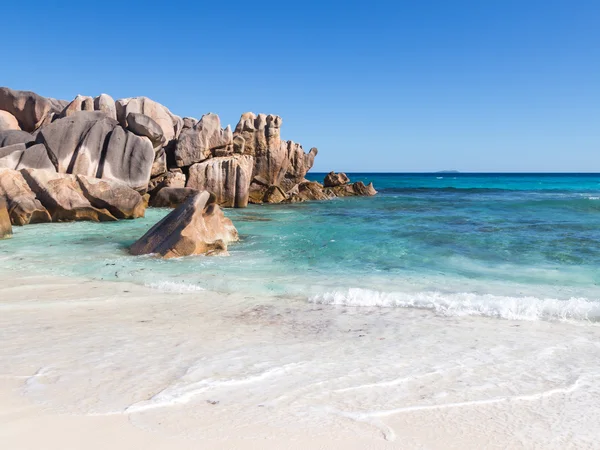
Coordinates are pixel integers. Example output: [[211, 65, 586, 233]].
[[145, 281, 205, 293], [309, 288, 600, 322]]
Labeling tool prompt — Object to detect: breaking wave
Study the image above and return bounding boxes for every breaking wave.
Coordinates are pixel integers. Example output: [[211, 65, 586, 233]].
[[309, 288, 600, 322], [145, 281, 206, 293]]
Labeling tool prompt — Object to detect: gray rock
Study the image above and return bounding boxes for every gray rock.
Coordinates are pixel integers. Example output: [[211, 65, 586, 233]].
[[0, 130, 35, 147], [116, 97, 183, 144], [187, 155, 253, 208], [93, 94, 117, 120], [0, 143, 55, 171], [126, 113, 166, 149], [60, 95, 95, 118], [130, 191, 239, 258]]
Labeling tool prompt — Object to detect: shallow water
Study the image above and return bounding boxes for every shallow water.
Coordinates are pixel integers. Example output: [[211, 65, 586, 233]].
[[2, 172, 600, 322]]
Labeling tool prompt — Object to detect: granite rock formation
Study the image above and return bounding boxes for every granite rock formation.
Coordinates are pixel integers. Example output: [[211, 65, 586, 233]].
[[0, 199, 12, 239], [0, 168, 51, 225], [324, 171, 350, 187]]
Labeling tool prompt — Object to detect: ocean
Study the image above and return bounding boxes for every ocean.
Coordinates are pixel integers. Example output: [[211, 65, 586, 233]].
[[2, 172, 600, 322]]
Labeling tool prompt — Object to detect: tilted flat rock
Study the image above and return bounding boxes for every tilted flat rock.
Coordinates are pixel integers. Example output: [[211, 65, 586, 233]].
[[76, 175, 146, 219], [0, 110, 20, 131], [0, 143, 55, 171], [0, 87, 66, 132], [93, 94, 117, 120], [116, 97, 183, 145], [174, 113, 233, 167], [0, 168, 51, 225], [323, 171, 350, 187], [130, 191, 239, 258], [21, 169, 117, 222], [187, 155, 253, 208], [36, 111, 155, 190], [0, 199, 12, 238], [149, 187, 199, 208], [126, 112, 166, 149], [0, 130, 35, 147]]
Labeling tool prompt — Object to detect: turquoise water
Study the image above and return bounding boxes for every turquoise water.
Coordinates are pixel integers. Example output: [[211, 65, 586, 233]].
[[2, 173, 600, 320]]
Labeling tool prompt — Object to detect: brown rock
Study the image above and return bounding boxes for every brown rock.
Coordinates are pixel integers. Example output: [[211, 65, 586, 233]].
[[329, 181, 378, 197], [21, 169, 117, 222], [288, 181, 334, 203], [60, 95, 95, 118], [174, 113, 233, 167], [0, 87, 66, 132], [116, 97, 183, 144], [323, 171, 350, 187], [0, 110, 20, 131], [93, 94, 117, 120], [149, 187, 199, 208], [130, 191, 239, 258], [151, 149, 167, 178], [0, 199, 12, 238], [76, 175, 146, 219], [263, 185, 287, 204], [187, 155, 253, 208], [0, 168, 51, 225]]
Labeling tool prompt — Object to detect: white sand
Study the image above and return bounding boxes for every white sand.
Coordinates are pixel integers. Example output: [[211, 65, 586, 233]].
[[1, 273, 600, 449]]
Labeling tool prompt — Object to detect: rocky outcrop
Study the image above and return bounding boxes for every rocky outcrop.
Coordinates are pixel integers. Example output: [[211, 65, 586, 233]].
[[130, 191, 238, 258], [76, 175, 146, 219], [116, 97, 182, 146], [0, 199, 12, 239], [187, 155, 253, 208], [324, 171, 349, 187], [20, 169, 117, 222], [0, 111, 20, 131], [0, 87, 66, 132], [0, 169, 51, 225], [126, 113, 165, 150], [174, 113, 233, 167], [149, 187, 198, 208], [288, 181, 335, 203], [60, 95, 95, 118], [93, 94, 117, 120], [0, 143, 55, 171], [36, 111, 155, 190]]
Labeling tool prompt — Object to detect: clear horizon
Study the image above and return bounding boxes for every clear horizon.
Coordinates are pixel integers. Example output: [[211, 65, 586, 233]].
[[3, 0, 599, 172]]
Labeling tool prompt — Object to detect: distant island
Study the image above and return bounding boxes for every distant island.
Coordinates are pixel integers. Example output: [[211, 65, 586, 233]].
[[435, 170, 460, 174]]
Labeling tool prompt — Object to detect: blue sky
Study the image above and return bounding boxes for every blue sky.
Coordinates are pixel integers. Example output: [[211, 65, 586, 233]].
[[2, 0, 599, 172]]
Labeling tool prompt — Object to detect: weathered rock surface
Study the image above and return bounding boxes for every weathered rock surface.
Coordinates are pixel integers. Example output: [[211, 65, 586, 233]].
[[0, 130, 35, 147], [0, 111, 20, 131], [288, 181, 334, 203], [323, 171, 350, 187], [328, 181, 377, 197], [187, 155, 253, 208], [0, 199, 12, 238], [130, 191, 238, 258], [148, 170, 186, 195], [150, 187, 198, 208], [60, 95, 95, 118], [93, 94, 117, 120], [36, 112, 155, 190], [116, 97, 182, 145], [263, 185, 287, 204], [174, 113, 233, 167], [151, 149, 167, 178], [0, 168, 51, 225], [0, 143, 55, 171], [76, 175, 146, 219], [126, 112, 166, 150], [0, 87, 66, 132], [21, 169, 117, 222], [182, 117, 198, 130]]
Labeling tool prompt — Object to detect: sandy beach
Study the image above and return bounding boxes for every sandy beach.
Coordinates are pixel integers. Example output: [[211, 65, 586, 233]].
[[2, 272, 599, 449]]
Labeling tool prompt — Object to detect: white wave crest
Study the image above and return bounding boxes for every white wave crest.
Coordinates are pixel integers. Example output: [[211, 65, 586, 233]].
[[145, 281, 205, 293], [309, 288, 600, 322]]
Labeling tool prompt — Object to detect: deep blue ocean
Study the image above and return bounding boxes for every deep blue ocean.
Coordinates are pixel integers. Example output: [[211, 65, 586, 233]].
[[2, 173, 600, 321]]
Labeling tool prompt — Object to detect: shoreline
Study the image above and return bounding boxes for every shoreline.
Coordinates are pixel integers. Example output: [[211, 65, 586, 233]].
[[2, 271, 600, 449]]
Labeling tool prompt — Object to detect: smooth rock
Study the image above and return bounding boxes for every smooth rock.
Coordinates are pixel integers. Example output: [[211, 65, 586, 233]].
[[76, 175, 146, 219], [93, 94, 117, 120], [0, 143, 55, 171], [0, 87, 66, 132], [130, 191, 238, 258], [116, 97, 183, 144], [0, 110, 20, 131], [182, 117, 198, 130], [126, 112, 166, 149], [174, 113, 233, 167], [329, 181, 378, 197], [187, 155, 253, 208], [323, 171, 350, 187], [21, 169, 117, 222], [0, 168, 51, 225], [0, 199, 12, 238], [149, 187, 198, 208], [0, 130, 35, 147], [60, 95, 95, 118]]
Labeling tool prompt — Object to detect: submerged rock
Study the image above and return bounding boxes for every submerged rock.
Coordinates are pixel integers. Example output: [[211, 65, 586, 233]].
[[0, 168, 51, 225], [0, 199, 12, 238], [130, 191, 238, 258]]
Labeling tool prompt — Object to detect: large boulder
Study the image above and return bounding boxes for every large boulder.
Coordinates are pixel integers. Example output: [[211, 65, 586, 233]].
[[126, 112, 165, 150], [0, 111, 20, 131], [328, 181, 377, 197], [149, 187, 198, 208], [323, 171, 350, 187], [187, 155, 253, 208], [174, 113, 233, 167], [130, 191, 239, 258], [76, 175, 146, 219], [0, 143, 55, 171], [288, 181, 334, 203], [0, 87, 66, 132], [0, 168, 51, 225], [115, 97, 182, 145], [182, 117, 198, 130], [59, 95, 95, 118], [0, 130, 35, 147], [20, 169, 117, 222], [36, 111, 155, 190], [0, 199, 12, 239], [93, 94, 117, 120]]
